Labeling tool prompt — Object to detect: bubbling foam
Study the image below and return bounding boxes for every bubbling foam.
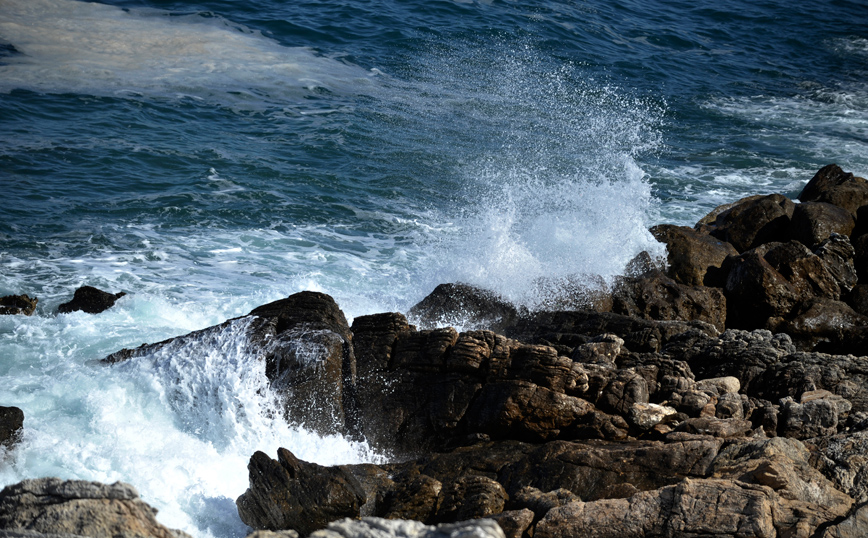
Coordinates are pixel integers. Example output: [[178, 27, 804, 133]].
[[0, 0, 377, 103]]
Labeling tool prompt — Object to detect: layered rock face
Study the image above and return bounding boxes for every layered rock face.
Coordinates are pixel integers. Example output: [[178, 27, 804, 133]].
[[92, 166, 868, 537]]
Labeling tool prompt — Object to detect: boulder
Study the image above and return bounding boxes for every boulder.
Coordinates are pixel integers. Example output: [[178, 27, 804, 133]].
[[488, 509, 533, 538], [812, 430, 868, 504], [611, 272, 726, 332], [0, 478, 189, 538], [702, 193, 795, 252], [434, 476, 507, 523], [798, 164, 868, 219], [307, 518, 506, 538], [0, 295, 37, 316], [815, 234, 858, 294], [771, 297, 868, 350], [649, 224, 738, 286], [790, 202, 855, 248], [236, 448, 366, 535], [724, 248, 800, 328], [407, 284, 518, 333], [0, 407, 23, 449], [56, 286, 125, 314]]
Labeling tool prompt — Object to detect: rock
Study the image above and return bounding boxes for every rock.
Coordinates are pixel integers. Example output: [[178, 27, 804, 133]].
[[819, 502, 868, 538], [650, 224, 738, 286], [846, 284, 868, 316], [674, 417, 754, 438], [0, 407, 23, 449], [509, 487, 580, 520], [760, 240, 843, 301], [815, 234, 858, 294], [771, 297, 868, 351], [611, 271, 727, 332], [434, 475, 507, 523], [56, 286, 125, 314], [531, 274, 614, 312], [308, 518, 506, 538], [379, 473, 441, 522], [704, 193, 795, 252], [236, 448, 367, 535], [245, 531, 300, 538], [488, 509, 533, 538], [724, 248, 800, 328], [505, 310, 718, 354], [535, 479, 781, 538], [709, 436, 854, 514], [854, 234, 868, 280], [779, 395, 841, 439], [695, 376, 741, 396], [0, 478, 190, 538], [628, 403, 677, 430], [790, 202, 855, 248], [0, 295, 37, 316], [812, 430, 868, 504], [798, 164, 868, 219], [408, 284, 518, 333]]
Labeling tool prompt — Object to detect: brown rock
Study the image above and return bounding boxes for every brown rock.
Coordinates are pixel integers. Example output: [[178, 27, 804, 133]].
[[772, 297, 868, 350], [509, 487, 580, 519], [798, 164, 868, 218], [380, 473, 441, 522], [489, 509, 534, 538], [236, 448, 366, 535], [674, 417, 754, 438], [819, 503, 868, 538], [0, 478, 189, 538], [724, 249, 800, 328], [790, 202, 855, 248], [612, 272, 726, 332], [815, 234, 858, 294], [854, 234, 868, 280], [704, 193, 795, 252], [0, 295, 37, 316], [650, 224, 738, 286], [434, 475, 507, 523]]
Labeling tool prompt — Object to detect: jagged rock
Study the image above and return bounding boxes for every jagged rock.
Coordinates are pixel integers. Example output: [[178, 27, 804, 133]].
[[535, 476, 848, 538], [0, 407, 23, 449], [509, 487, 580, 520], [488, 509, 533, 538], [650, 224, 738, 286], [812, 430, 868, 503], [724, 248, 800, 328], [819, 503, 868, 538], [752, 352, 868, 415], [702, 193, 795, 253], [56, 286, 125, 314], [815, 234, 858, 294], [0, 478, 190, 538], [674, 417, 754, 438], [846, 284, 868, 316], [779, 394, 847, 439], [434, 476, 507, 523], [771, 297, 868, 350], [237, 448, 366, 535], [0, 295, 37, 316], [672, 329, 795, 395], [505, 310, 717, 354], [709, 437, 854, 514], [498, 438, 722, 503], [791, 202, 855, 248], [760, 240, 844, 300], [379, 473, 441, 522], [308, 518, 506, 538], [408, 284, 518, 333], [611, 271, 726, 332], [798, 164, 868, 219]]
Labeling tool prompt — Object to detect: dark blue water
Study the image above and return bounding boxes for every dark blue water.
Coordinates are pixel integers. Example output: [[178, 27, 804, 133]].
[[1, 1, 867, 536]]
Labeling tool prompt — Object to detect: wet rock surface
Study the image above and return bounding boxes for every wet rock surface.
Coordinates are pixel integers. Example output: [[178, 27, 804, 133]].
[[56, 286, 126, 315], [90, 166, 868, 537]]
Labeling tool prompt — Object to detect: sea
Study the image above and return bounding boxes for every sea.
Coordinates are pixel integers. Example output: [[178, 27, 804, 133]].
[[0, 0, 866, 536]]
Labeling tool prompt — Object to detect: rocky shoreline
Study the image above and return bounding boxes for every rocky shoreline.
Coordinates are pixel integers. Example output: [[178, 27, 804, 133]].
[[3, 164, 868, 537]]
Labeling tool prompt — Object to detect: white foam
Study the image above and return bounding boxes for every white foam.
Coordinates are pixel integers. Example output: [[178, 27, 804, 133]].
[[0, 0, 377, 103]]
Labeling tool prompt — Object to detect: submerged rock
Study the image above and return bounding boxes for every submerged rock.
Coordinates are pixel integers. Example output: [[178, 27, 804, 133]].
[[57, 286, 125, 314], [0, 478, 190, 538], [0, 407, 23, 449], [0, 295, 37, 316]]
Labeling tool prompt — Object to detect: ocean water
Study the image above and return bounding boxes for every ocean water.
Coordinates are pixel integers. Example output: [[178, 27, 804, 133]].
[[0, 0, 866, 536]]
